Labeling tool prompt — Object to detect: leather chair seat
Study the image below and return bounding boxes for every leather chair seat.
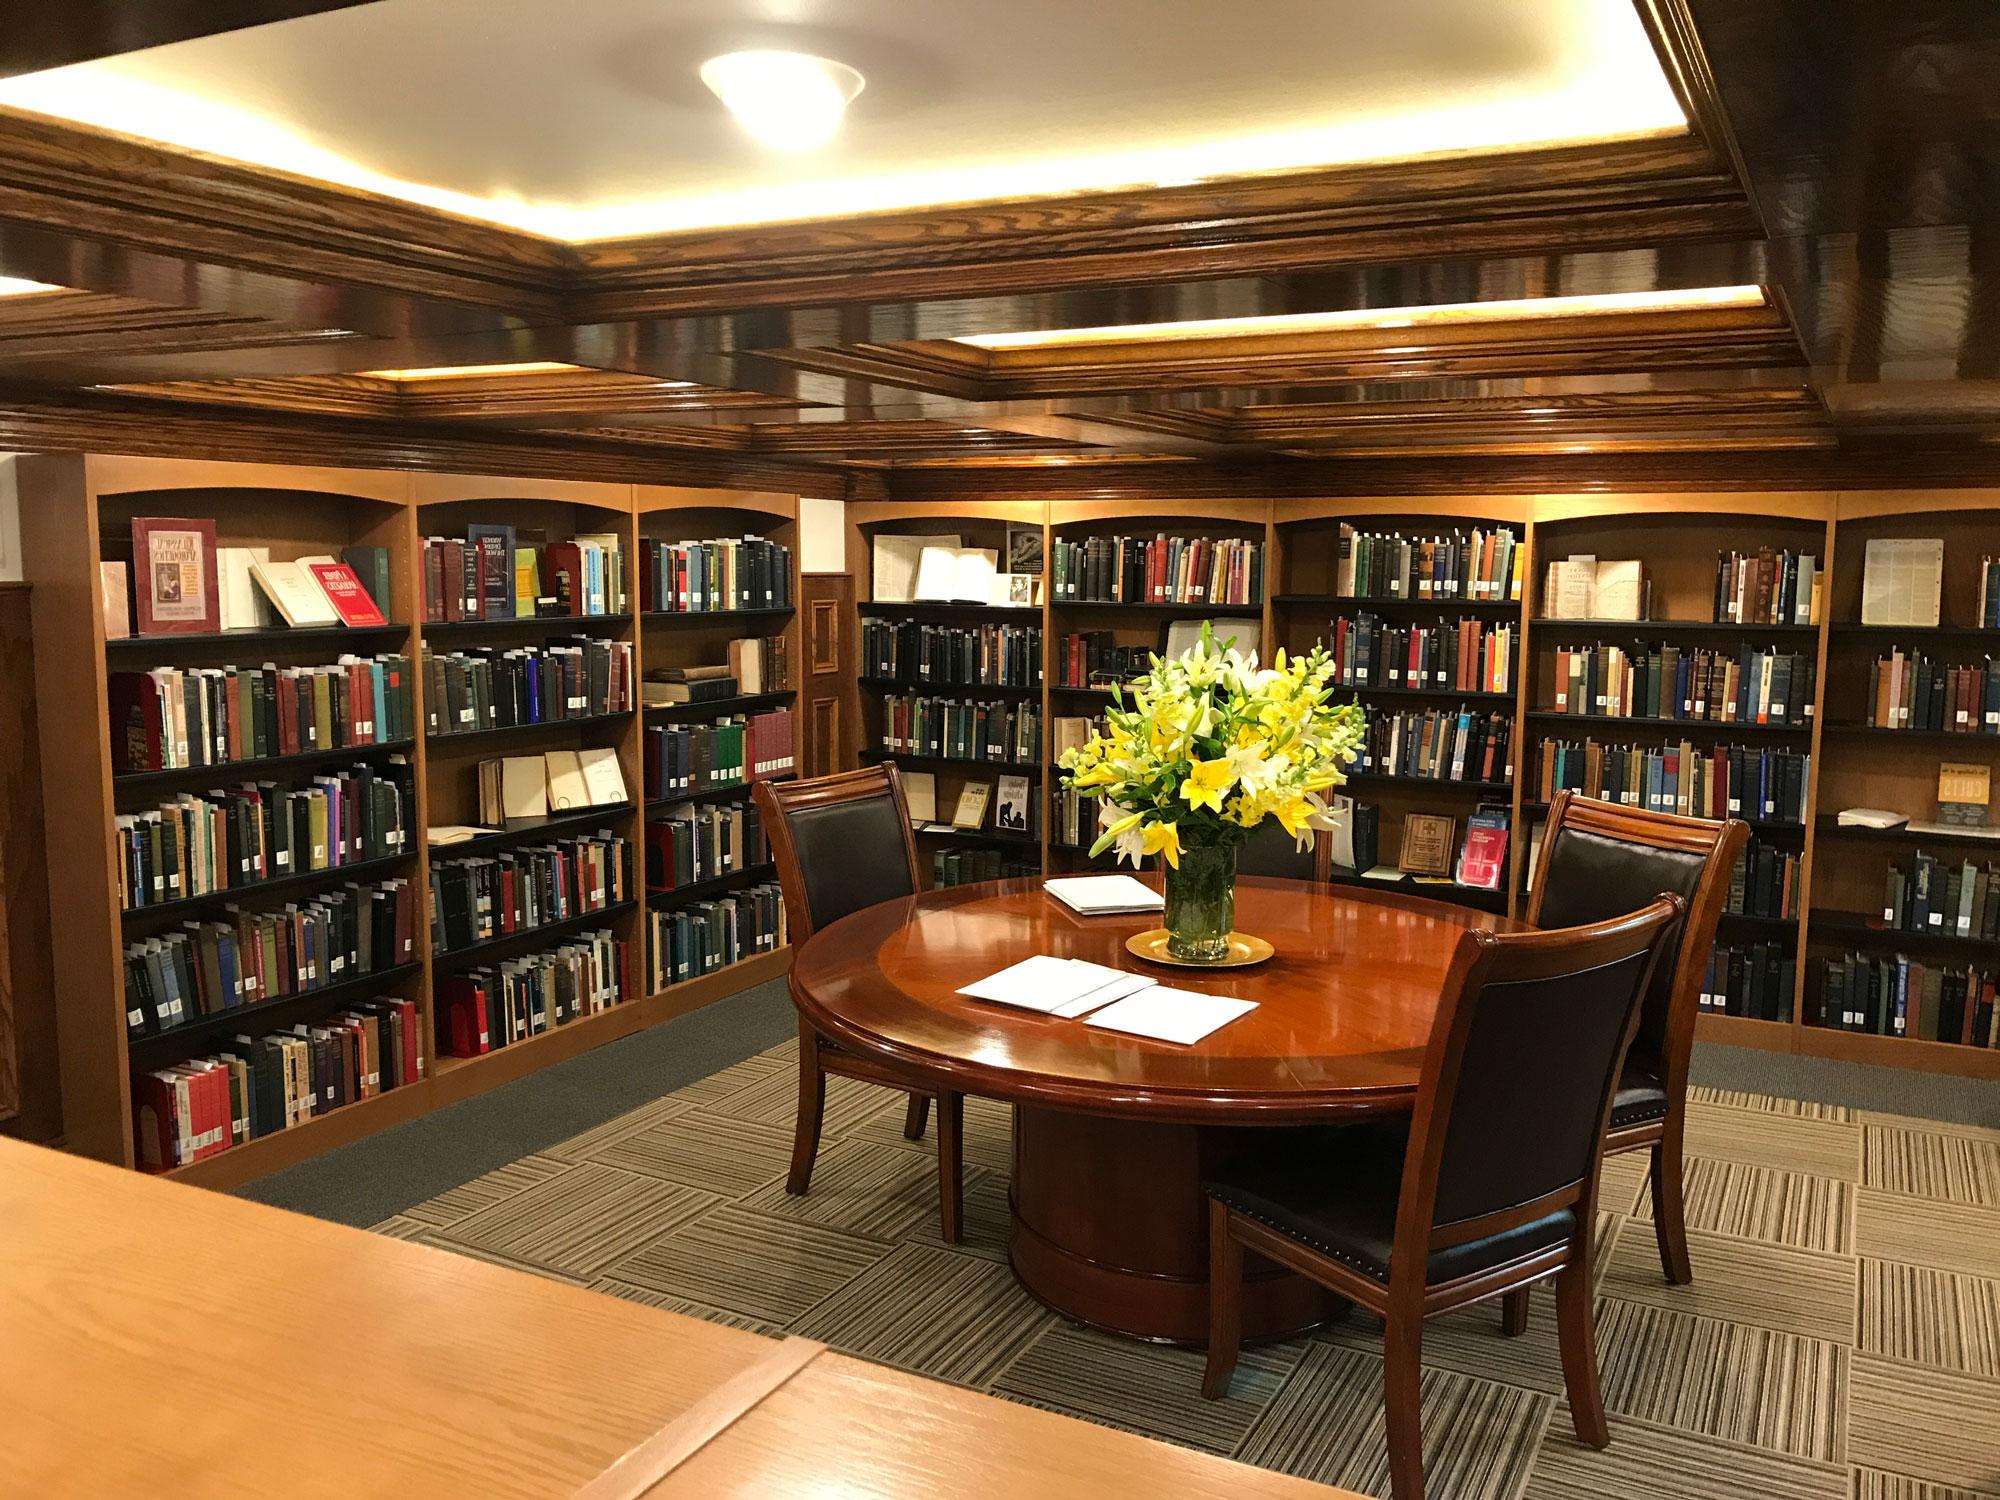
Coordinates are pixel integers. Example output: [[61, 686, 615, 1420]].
[[1609, 1059, 1670, 1130], [1204, 1121, 1577, 1287]]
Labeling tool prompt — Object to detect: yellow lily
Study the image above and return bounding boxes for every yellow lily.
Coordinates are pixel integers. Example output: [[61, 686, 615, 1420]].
[[1141, 819, 1183, 869], [1180, 756, 1235, 813]]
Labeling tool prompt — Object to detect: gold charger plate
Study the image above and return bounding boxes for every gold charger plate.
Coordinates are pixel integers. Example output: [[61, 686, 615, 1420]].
[[1124, 929, 1275, 969]]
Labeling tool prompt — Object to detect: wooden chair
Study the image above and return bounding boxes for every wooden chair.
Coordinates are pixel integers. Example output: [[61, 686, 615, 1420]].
[[1201, 894, 1685, 1500], [755, 765, 963, 1242], [1502, 791, 1748, 1331]]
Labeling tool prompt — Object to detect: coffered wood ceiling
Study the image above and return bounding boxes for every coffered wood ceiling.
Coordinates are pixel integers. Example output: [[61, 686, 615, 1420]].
[[0, 0, 1992, 497]]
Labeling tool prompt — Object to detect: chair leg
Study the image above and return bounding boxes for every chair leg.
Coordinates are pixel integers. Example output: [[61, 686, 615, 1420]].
[[935, 1091, 964, 1244], [785, 1020, 827, 1196], [1649, 1129, 1694, 1286], [903, 1092, 931, 1140], [1201, 1199, 1244, 1400], [1501, 1287, 1531, 1337], [1555, 1228, 1609, 1448], [1383, 1307, 1426, 1500]]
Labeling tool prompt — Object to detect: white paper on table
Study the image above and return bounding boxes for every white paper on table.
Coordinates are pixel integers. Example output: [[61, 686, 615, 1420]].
[[1044, 874, 1163, 915], [956, 955, 1157, 1016], [1085, 987, 1258, 1045]]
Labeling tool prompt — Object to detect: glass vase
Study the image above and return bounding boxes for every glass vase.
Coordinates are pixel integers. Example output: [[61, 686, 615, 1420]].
[[1164, 842, 1237, 962]]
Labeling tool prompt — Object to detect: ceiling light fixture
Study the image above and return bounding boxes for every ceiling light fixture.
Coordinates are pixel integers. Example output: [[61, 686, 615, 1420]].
[[361, 362, 582, 381], [956, 286, 1767, 350], [699, 50, 864, 153]]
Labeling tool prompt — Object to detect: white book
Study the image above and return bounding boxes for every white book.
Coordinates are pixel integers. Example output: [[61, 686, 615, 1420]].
[[577, 747, 628, 807], [1085, 988, 1258, 1046], [913, 545, 1000, 605], [543, 750, 588, 810], [872, 534, 943, 604], [217, 546, 275, 630], [1044, 874, 1164, 915], [1861, 538, 1944, 627], [1836, 807, 1909, 829], [250, 558, 339, 626], [955, 956, 1156, 1016], [903, 770, 937, 825]]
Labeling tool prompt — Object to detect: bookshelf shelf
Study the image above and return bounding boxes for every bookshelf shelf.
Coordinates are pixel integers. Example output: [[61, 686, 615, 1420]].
[[860, 601, 1043, 621], [865, 749, 1042, 778], [1524, 710, 1810, 738], [1337, 684, 1514, 703], [106, 622, 410, 657], [645, 691, 796, 721], [127, 961, 425, 1060], [1796, 1023, 2000, 1079], [645, 774, 792, 812], [1807, 909, 1998, 958], [1340, 772, 1512, 795], [1718, 911, 1801, 938], [1275, 593, 1520, 617], [432, 899, 639, 974], [647, 862, 778, 908], [425, 711, 634, 750], [1829, 623, 2000, 640], [437, 804, 636, 859], [164, 1069, 440, 1190], [112, 739, 417, 799], [1812, 816, 2000, 850], [119, 850, 417, 929], [1528, 618, 1819, 639], [421, 612, 633, 641], [915, 823, 1040, 848], [1818, 723, 2000, 745], [1050, 598, 1264, 615], [860, 677, 1043, 700], [1324, 866, 1509, 915], [642, 606, 794, 622]]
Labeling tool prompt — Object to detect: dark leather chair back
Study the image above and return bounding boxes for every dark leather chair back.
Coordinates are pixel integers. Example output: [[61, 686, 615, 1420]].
[[1235, 822, 1323, 881], [755, 765, 923, 942], [1399, 895, 1683, 1246], [1527, 793, 1747, 1076]]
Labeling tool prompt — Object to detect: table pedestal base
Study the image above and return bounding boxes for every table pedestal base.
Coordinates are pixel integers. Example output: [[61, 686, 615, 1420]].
[[1009, 1105, 1345, 1344]]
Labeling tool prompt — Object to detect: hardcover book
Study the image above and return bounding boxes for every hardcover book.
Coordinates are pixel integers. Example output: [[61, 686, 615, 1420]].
[[132, 517, 220, 635], [250, 559, 340, 627], [306, 561, 389, 627]]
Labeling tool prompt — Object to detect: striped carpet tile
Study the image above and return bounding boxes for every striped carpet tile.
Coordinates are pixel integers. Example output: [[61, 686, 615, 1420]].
[[1234, 1342, 1552, 1500], [397, 1151, 572, 1227], [1856, 1192, 2000, 1280], [1688, 1087, 1854, 1122], [1862, 1124, 2000, 1207], [592, 1108, 796, 1197], [1634, 1156, 1854, 1254], [1524, 1412, 1848, 1500], [997, 1322, 1310, 1456], [1592, 1299, 1846, 1461], [1860, 1259, 2000, 1379], [1853, 1468, 2000, 1500], [1598, 1224, 1859, 1343], [435, 1161, 719, 1280], [792, 1241, 1054, 1387], [707, 1060, 911, 1139], [601, 1201, 892, 1326], [586, 1277, 782, 1335], [737, 1139, 959, 1241], [663, 1048, 788, 1108], [1847, 1352, 2000, 1492], [1683, 1106, 1863, 1182], [541, 1095, 694, 1162]]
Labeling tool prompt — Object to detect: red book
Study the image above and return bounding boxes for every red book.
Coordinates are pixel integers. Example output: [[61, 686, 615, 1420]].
[[132, 517, 220, 635], [306, 562, 389, 627]]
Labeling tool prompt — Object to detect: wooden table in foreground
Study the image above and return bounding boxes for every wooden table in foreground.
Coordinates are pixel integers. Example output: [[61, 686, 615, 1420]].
[[791, 875, 1526, 1343], [0, 1137, 1349, 1499]]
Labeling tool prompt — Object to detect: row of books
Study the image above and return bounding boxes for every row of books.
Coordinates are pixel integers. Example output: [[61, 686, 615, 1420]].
[[124, 876, 418, 1037], [640, 642, 788, 705], [1355, 708, 1514, 786], [1865, 651, 2000, 734], [134, 996, 420, 1170], [474, 749, 628, 825], [421, 528, 626, 622], [1327, 614, 1514, 694], [878, 695, 1042, 765], [116, 764, 414, 912], [1716, 548, 1820, 626], [1982, 556, 2000, 629], [110, 517, 393, 637], [1547, 644, 1814, 728], [436, 931, 627, 1058], [1879, 852, 2000, 940], [1337, 524, 1519, 603], [647, 886, 786, 989], [935, 848, 1037, 887], [641, 709, 795, 798], [1050, 534, 1263, 606], [1816, 955, 1997, 1045], [1051, 786, 1100, 851], [422, 641, 634, 737], [429, 834, 630, 954], [860, 618, 1042, 687], [1729, 834, 1800, 920], [109, 657, 415, 774], [1053, 632, 1149, 691], [1698, 941, 1796, 1022], [639, 535, 794, 614], [1534, 742, 1811, 824], [645, 802, 771, 893]]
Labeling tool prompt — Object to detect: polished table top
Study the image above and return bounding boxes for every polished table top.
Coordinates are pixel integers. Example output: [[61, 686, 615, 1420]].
[[791, 875, 1527, 1124]]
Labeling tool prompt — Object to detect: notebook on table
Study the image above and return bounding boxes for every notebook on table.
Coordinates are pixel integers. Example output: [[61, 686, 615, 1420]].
[[956, 955, 1156, 1016], [1044, 875, 1163, 915]]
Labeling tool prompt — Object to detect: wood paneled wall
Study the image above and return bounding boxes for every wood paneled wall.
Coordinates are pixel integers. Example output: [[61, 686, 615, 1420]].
[[0, 583, 59, 1141], [799, 572, 858, 780]]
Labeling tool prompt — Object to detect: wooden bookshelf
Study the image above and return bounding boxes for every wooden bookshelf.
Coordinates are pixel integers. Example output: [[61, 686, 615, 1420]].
[[635, 486, 801, 988], [20, 456, 805, 1182]]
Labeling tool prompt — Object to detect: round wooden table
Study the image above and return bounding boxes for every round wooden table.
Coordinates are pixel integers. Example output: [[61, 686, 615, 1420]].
[[789, 874, 1526, 1343]]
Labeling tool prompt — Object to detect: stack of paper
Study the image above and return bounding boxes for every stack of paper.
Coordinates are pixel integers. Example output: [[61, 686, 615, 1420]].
[[956, 956, 1157, 1016], [1086, 988, 1259, 1045], [1045, 875, 1163, 915], [1837, 807, 1909, 829]]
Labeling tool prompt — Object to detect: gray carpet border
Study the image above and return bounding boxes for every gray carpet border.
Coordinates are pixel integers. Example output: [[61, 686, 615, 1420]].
[[245, 983, 1998, 1228]]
